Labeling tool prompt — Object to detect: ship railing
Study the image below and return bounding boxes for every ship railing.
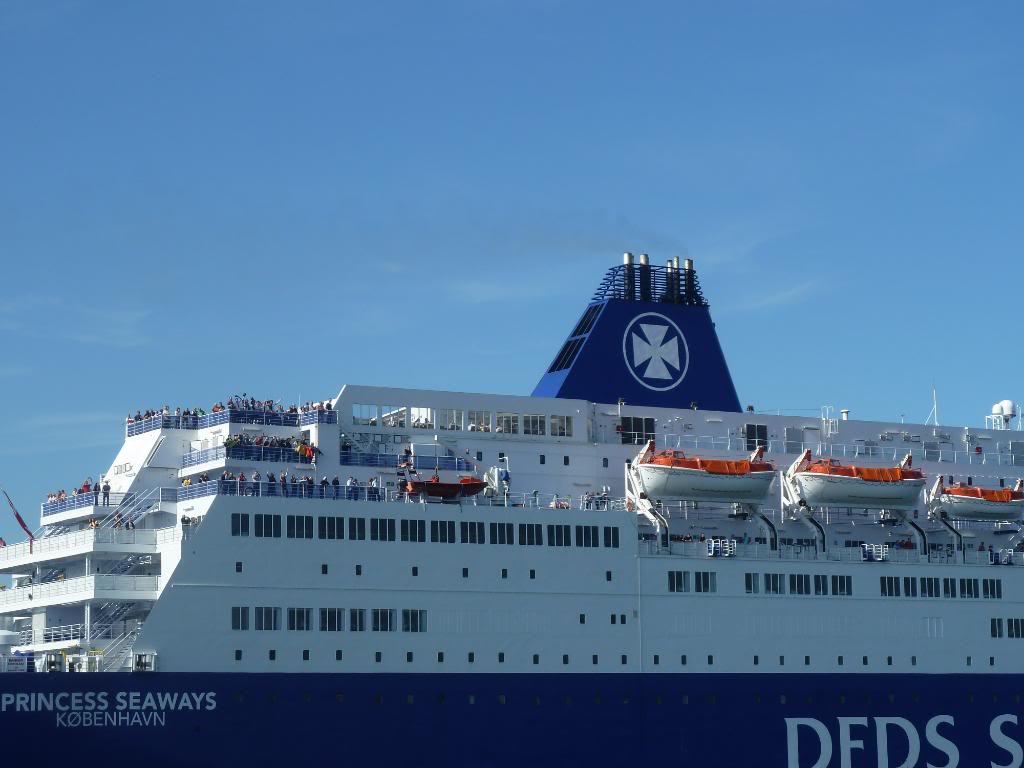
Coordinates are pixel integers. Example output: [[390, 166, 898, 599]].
[[0, 574, 159, 609], [17, 622, 87, 646], [182, 445, 314, 468], [0, 527, 170, 565], [41, 492, 127, 517], [126, 407, 336, 437]]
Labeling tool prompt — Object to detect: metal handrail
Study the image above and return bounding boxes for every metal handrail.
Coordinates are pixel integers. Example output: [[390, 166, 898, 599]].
[[182, 444, 314, 468], [0, 574, 159, 608], [41, 492, 127, 517], [127, 407, 337, 436]]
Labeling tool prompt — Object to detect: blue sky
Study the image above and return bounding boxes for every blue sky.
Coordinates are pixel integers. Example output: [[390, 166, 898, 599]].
[[1, 1, 1022, 539]]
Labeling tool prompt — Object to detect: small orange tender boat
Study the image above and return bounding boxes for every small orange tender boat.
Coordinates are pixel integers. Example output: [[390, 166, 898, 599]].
[[791, 451, 925, 509], [405, 475, 486, 499], [635, 441, 776, 502], [934, 477, 1024, 521]]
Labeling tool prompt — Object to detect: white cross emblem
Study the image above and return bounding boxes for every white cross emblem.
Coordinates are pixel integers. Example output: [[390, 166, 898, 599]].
[[622, 313, 689, 391]]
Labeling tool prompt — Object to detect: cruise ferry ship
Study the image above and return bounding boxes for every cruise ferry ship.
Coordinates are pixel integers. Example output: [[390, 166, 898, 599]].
[[3, 255, 1024, 768]]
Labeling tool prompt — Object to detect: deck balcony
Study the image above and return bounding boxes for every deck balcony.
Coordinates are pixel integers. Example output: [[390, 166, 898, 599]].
[[181, 444, 314, 470], [0, 574, 160, 614], [126, 408, 337, 437], [0, 527, 177, 574]]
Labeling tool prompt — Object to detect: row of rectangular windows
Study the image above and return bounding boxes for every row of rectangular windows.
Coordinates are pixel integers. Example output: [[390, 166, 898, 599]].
[[351, 405, 573, 437], [667, 571, 717, 593], [231, 607, 426, 633], [880, 576, 1001, 599], [991, 618, 1024, 638], [745, 573, 853, 597], [232, 513, 620, 549]]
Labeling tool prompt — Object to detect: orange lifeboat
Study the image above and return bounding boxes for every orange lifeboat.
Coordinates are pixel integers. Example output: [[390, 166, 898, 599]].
[[791, 451, 925, 509], [635, 441, 776, 503], [934, 478, 1024, 522]]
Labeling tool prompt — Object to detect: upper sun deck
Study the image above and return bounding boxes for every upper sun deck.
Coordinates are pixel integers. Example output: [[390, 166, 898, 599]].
[[126, 407, 337, 437]]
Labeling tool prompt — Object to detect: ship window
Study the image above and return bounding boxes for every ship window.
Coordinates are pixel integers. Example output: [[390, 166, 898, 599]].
[[789, 574, 810, 595], [606, 570, 613, 582], [838, 656, 843, 666], [991, 657, 996, 667], [350, 609, 366, 632], [406, 652, 413, 663], [911, 656, 917, 666], [694, 571, 717, 593], [653, 655, 659, 666], [409, 407, 434, 429], [887, 656, 893, 666], [355, 564, 362, 576], [375, 652, 381, 663], [1009, 619, 1023, 638], [430, 520, 456, 543], [620, 416, 655, 445], [745, 573, 759, 594], [255, 607, 280, 631], [921, 577, 940, 598], [943, 577, 957, 598], [523, 415, 546, 436], [681, 655, 687, 665], [563, 655, 569, 665], [476, 451, 483, 462], [530, 569, 536, 580], [743, 424, 768, 450], [496, 413, 518, 434], [602, 457, 609, 468], [501, 568, 508, 579], [348, 518, 366, 541], [575, 525, 598, 548], [287, 608, 312, 631], [862, 656, 868, 666], [235, 562, 242, 573], [234, 650, 242, 661], [380, 406, 406, 429], [984, 578, 1003, 599], [805, 656, 811, 666], [318, 516, 344, 540], [707, 656, 713, 666], [579, 613, 586, 624], [490, 522, 514, 545], [231, 607, 249, 631], [370, 518, 396, 541], [411, 567, 418, 576], [992, 619, 1005, 638], [371, 609, 396, 632], [467, 411, 491, 432], [611, 614, 617, 625], [551, 415, 573, 438], [546, 524, 571, 547], [548, 337, 585, 373], [518, 523, 543, 546], [779, 656, 785, 666], [269, 650, 276, 661], [401, 519, 426, 542], [321, 564, 328, 575], [434, 408, 464, 432], [462, 568, 469, 578], [302, 650, 310, 661], [563, 456, 570, 466], [532, 655, 539, 665], [231, 513, 249, 537], [621, 655, 627, 666], [753, 655, 759, 666], [336, 651, 343, 661], [903, 577, 918, 597], [571, 303, 602, 337], [402, 609, 427, 633], [764, 573, 785, 595], [287, 515, 314, 539], [960, 578, 979, 599], [498, 653, 505, 663], [460, 521, 485, 544], [352, 404, 378, 427], [603, 527, 620, 548], [880, 576, 901, 597], [320, 608, 344, 632], [539, 454, 545, 465], [593, 655, 599, 665], [254, 514, 282, 538], [814, 575, 828, 595]]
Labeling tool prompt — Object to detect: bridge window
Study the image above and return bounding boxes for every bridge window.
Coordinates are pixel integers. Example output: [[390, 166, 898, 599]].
[[318, 516, 344, 540], [575, 525, 599, 548], [254, 514, 281, 538], [370, 518, 396, 541], [551, 415, 573, 438], [286, 515, 314, 539], [438, 409, 463, 431], [496, 413, 519, 434], [410, 407, 434, 429], [352, 404, 378, 427], [620, 416, 655, 445], [603, 526, 620, 548], [523, 415, 546, 436], [231, 513, 249, 537], [381, 406, 406, 429], [348, 517, 366, 541], [743, 424, 768, 450], [467, 411, 491, 432]]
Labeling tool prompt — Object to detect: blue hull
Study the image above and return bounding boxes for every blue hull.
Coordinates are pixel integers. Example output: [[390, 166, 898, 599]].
[[0, 672, 1019, 767]]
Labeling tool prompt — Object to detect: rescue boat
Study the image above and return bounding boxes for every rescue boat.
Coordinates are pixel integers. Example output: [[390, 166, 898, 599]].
[[633, 440, 776, 503], [930, 476, 1024, 522], [789, 450, 925, 510], [405, 475, 486, 499]]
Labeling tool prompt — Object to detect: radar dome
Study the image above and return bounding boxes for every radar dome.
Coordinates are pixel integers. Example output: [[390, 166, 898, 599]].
[[1000, 400, 1017, 418], [993, 402, 1005, 416]]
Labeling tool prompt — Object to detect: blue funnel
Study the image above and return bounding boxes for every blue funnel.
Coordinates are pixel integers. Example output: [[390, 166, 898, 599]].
[[532, 259, 741, 412]]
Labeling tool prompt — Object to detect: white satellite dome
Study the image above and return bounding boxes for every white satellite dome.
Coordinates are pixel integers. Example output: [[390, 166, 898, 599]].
[[993, 402, 1005, 416], [1000, 399, 1016, 418]]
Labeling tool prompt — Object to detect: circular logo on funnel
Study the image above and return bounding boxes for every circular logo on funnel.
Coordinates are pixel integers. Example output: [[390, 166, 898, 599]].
[[622, 312, 689, 391]]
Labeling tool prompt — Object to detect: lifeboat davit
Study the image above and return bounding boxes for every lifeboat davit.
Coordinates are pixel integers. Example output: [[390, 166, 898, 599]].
[[790, 450, 925, 510], [405, 475, 486, 499], [634, 441, 776, 503], [933, 477, 1024, 522]]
